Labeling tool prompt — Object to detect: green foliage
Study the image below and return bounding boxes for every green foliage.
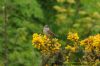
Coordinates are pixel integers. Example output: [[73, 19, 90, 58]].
[[0, 0, 43, 66]]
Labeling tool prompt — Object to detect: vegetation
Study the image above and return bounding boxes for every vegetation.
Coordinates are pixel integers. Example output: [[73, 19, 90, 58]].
[[0, 0, 100, 66], [32, 32, 100, 66]]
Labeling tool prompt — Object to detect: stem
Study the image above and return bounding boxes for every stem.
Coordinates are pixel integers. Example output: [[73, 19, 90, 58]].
[[3, 0, 8, 66]]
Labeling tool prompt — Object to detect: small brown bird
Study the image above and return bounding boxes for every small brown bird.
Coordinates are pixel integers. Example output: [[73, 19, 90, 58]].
[[43, 25, 56, 37]]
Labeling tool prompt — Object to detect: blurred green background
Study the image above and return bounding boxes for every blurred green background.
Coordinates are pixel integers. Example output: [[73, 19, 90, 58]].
[[0, 0, 100, 66]]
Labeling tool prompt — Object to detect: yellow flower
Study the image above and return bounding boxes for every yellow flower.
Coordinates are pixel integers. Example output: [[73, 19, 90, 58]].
[[56, 14, 66, 20], [95, 59, 100, 62], [32, 33, 38, 37], [79, 10, 87, 15], [67, 0, 75, 4], [67, 32, 79, 41], [71, 47, 76, 52], [32, 33, 61, 56], [80, 34, 100, 53], [65, 45, 71, 50], [80, 36, 94, 46], [57, 0, 65, 3], [32, 33, 45, 50], [92, 12, 100, 18], [32, 36, 44, 45], [53, 5, 66, 12], [45, 64, 49, 66], [85, 46, 92, 52]]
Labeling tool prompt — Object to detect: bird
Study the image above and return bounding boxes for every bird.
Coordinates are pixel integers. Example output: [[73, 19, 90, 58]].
[[43, 25, 56, 37]]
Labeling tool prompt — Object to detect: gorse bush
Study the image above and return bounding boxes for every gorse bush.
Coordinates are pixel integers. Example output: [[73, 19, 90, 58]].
[[65, 32, 100, 66], [32, 32, 100, 66], [32, 33, 62, 66], [32, 33, 61, 56]]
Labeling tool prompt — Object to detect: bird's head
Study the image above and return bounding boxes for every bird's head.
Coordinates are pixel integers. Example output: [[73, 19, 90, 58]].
[[44, 25, 49, 28]]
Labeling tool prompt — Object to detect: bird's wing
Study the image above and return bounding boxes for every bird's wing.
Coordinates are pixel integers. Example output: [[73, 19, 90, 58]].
[[47, 29, 56, 36]]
